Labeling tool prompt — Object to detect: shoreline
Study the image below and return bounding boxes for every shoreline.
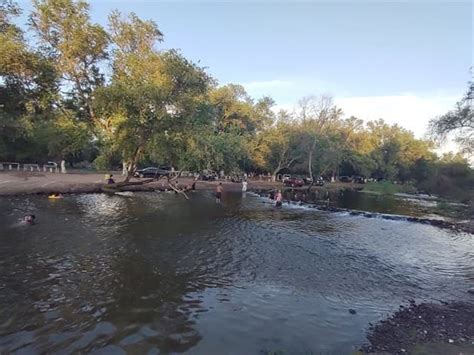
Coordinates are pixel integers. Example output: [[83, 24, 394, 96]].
[[361, 301, 474, 354], [0, 171, 357, 196], [1, 171, 472, 234]]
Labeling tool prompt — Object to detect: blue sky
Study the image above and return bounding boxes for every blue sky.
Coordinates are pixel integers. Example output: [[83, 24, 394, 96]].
[[17, 1, 473, 143]]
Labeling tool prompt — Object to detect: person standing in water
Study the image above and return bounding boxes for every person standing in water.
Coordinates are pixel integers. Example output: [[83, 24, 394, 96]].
[[275, 190, 283, 207], [242, 179, 248, 192], [215, 183, 223, 203]]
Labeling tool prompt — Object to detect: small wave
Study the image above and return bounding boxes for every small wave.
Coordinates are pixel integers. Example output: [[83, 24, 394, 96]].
[[250, 191, 469, 233]]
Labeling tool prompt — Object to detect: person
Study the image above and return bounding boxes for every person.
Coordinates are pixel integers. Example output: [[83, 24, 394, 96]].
[[192, 181, 196, 191], [23, 214, 35, 225], [215, 183, 223, 203], [107, 174, 115, 185], [275, 190, 283, 207], [242, 179, 248, 192]]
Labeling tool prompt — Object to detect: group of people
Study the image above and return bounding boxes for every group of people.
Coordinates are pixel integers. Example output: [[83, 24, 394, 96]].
[[214, 180, 283, 208]]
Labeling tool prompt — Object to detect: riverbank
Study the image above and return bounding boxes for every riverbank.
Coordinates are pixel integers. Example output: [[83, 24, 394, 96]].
[[1, 171, 472, 233], [0, 171, 358, 196], [361, 301, 474, 354]]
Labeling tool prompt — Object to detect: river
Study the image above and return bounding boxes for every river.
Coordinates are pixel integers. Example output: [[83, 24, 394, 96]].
[[0, 191, 472, 353]]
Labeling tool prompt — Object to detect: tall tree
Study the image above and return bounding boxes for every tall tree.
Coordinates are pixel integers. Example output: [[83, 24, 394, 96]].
[[296, 95, 343, 180], [1, 0, 60, 161], [94, 11, 212, 179], [30, 0, 109, 125]]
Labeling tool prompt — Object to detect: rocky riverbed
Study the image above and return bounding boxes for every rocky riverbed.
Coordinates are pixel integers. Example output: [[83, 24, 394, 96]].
[[251, 189, 474, 234], [361, 301, 474, 354]]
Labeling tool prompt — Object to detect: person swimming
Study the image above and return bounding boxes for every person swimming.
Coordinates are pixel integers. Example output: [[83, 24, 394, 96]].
[[23, 214, 36, 225]]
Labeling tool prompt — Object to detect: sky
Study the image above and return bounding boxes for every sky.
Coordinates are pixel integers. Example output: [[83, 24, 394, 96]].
[[17, 0, 473, 150]]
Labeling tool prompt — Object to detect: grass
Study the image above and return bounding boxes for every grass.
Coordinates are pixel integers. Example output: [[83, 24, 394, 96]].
[[434, 201, 470, 219], [362, 181, 416, 195]]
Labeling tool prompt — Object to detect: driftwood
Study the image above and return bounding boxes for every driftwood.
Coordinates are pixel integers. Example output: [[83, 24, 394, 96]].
[[104, 169, 200, 201], [103, 178, 154, 190], [161, 170, 190, 199]]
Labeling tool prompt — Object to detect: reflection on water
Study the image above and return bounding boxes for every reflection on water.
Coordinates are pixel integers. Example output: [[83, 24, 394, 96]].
[[0, 192, 473, 353]]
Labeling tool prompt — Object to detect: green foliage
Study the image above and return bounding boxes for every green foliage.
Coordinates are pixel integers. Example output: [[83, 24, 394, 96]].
[[363, 181, 416, 195], [416, 158, 474, 202], [429, 81, 473, 155], [0, 0, 471, 203]]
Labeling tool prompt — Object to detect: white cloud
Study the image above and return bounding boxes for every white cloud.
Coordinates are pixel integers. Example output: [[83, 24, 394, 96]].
[[271, 93, 462, 154], [239, 77, 464, 154], [335, 94, 459, 137], [334, 94, 463, 154]]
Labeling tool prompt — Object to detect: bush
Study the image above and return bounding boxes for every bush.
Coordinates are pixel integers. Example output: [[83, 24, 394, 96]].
[[363, 181, 416, 195]]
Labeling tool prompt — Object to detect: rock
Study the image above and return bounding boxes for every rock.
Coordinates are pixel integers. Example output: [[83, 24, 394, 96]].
[[349, 309, 357, 315]]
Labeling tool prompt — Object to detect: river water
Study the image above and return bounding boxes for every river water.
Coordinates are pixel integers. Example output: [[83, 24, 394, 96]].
[[0, 191, 473, 354]]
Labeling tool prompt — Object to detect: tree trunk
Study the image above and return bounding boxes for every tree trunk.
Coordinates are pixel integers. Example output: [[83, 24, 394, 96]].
[[124, 146, 142, 183], [308, 137, 317, 181], [272, 166, 281, 182]]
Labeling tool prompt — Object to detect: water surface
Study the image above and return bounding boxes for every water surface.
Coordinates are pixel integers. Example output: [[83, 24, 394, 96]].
[[0, 192, 472, 354]]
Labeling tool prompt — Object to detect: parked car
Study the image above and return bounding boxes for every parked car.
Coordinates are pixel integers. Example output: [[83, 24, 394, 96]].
[[230, 175, 244, 183], [283, 176, 305, 187], [353, 176, 366, 184], [303, 176, 313, 185], [339, 176, 353, 183], [134, 167, 171, 178], [314, 176, 325, 186], [282, 174, 291, 182], [201, 172, 218, 181]]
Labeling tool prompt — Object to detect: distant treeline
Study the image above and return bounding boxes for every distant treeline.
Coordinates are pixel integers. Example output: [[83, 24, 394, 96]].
[[1, 0, 472, 201]]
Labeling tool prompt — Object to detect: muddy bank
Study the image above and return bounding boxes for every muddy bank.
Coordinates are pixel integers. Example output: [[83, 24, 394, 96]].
[[251, 189, 474, 234], [361, 302, 474, 354]]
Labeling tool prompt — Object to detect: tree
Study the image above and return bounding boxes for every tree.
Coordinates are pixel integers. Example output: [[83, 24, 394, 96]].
[[254, 113, 301, 181], [30, 0, 109, 126], [429, 81, 474, 155], [209, 84, 274, 135], [295, 95, 343, 180], [94, 11, 212, 179], [1, 0, 60, 161]]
